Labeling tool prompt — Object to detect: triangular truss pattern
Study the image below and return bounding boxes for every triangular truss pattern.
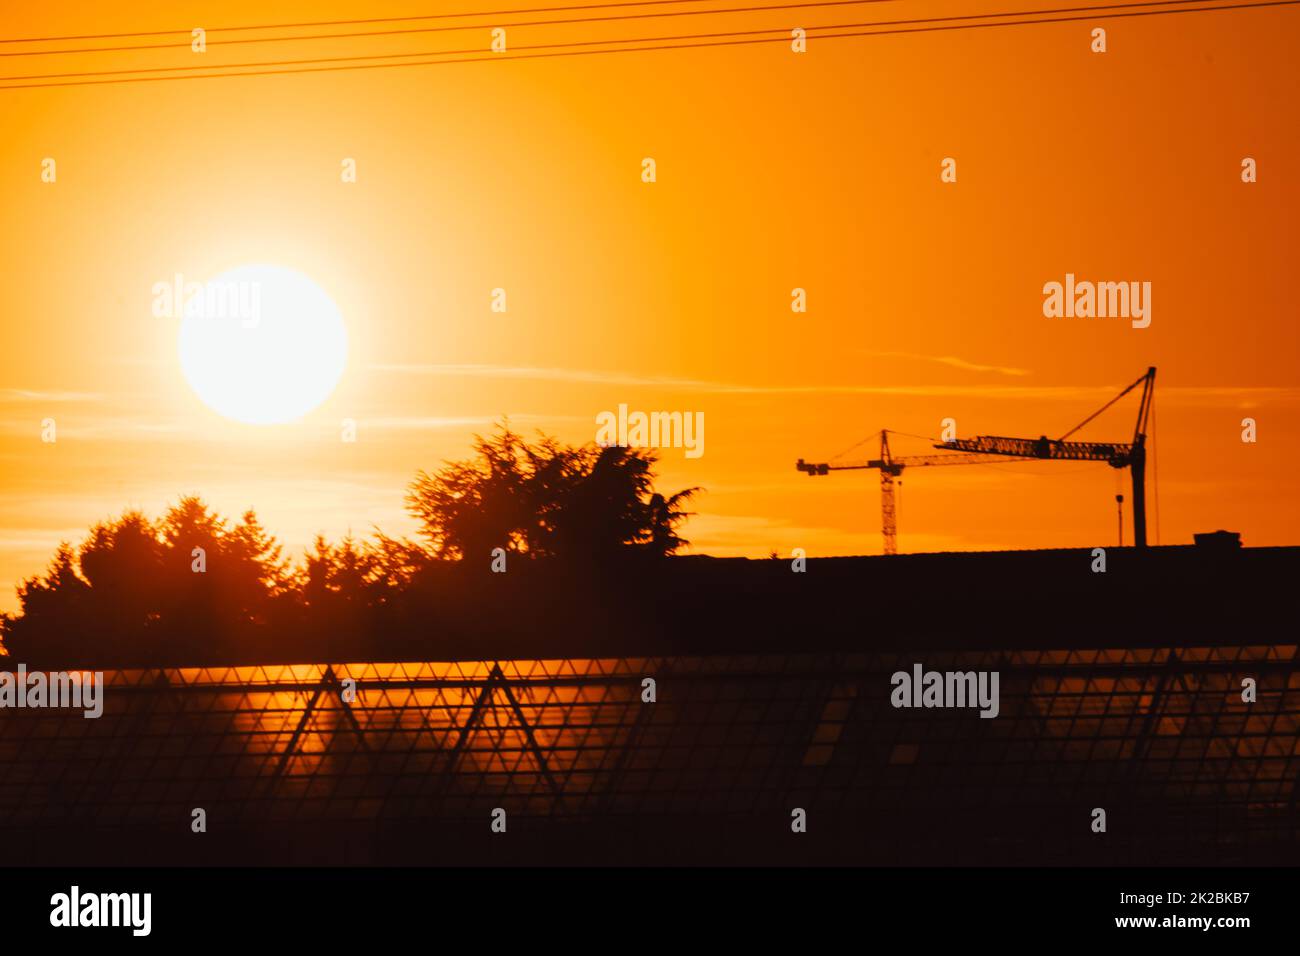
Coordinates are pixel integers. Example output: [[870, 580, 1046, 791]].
[[0, 648, 1297, 843], [273, 665, 374, 780], [436, 663, 562, 798]]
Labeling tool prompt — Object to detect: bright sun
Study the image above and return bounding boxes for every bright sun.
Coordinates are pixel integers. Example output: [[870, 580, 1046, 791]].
[[178, 264, 348, 425]]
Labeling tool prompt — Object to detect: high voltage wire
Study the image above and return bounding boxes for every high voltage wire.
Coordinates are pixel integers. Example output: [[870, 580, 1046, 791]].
[[7, 0, 1291, 88], [0, 0, 1268, 82], [0, 0, 898, 57], [0, 0, 1254, 59], [0, 0, 734, 43], [0, 0, 1292, 89], [10, 10, 959, 82]]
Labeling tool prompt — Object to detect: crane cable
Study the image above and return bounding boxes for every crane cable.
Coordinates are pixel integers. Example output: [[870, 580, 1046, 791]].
[[828, 430, 880, 462], [1057, 370, 1147, 441], [829, 427, 959, 461], [1152, 397, 1161, 544]]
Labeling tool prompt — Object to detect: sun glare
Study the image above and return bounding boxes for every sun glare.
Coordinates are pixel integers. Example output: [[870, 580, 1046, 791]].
[[177, 264, 348, 425]]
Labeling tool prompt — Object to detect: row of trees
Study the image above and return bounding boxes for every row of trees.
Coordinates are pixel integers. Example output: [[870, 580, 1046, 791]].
[[1, 424, 699, 665]]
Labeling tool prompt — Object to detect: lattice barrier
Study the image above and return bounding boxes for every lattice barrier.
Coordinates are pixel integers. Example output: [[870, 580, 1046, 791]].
[[1, 648, 1297, 854]]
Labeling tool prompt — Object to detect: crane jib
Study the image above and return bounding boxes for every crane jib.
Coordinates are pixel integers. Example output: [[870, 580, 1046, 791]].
[[944, 436, 1135, 467]]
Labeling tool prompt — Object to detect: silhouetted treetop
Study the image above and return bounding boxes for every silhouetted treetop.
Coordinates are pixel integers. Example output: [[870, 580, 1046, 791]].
[[1, 498, 298, 663], [405, 422, 700, 562], [0, 423, 702, 666]]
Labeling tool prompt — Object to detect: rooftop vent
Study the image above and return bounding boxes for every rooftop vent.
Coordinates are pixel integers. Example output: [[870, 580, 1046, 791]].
[[1194, 530, 1242, 550]]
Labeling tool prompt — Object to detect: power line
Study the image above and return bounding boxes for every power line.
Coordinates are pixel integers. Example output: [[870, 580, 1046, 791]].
[[0, 0, 736, 44], [4, 21, 886, 83], [1, 0, 1293, 89], [0, 0, 898, 57], [0, 0, 1274, 84], [0, 0, 1255, 60], [0, 0, 897, 60]]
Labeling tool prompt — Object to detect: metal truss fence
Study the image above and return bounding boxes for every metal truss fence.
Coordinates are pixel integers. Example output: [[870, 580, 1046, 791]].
[[0, 647, 1297, 843]]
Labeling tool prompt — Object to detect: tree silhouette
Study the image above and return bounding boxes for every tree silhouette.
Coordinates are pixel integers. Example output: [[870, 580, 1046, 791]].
[[0, 424, 702, 666], [406, 422, 700, 562], [2, 498, 294, 665]]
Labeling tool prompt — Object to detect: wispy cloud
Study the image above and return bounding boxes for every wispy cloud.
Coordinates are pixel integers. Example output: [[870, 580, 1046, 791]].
[[363, 413, 583, 431], [370, 363, 742, 391], [369, 363, 1300, 404], [860, 351, 1031, 377], [369, 361, 1054, 394], [359, 415, 504, 431], [0, 528, 93, 553], [0, 416, 187, 440], [0, 389, 104, 403]]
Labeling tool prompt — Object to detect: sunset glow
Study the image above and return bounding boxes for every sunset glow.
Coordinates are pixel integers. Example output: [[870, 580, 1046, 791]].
[[1, 1, 1298, 614]]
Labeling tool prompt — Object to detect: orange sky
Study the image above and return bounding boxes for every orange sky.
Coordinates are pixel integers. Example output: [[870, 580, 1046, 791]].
[[2, 1, 1298, 611]]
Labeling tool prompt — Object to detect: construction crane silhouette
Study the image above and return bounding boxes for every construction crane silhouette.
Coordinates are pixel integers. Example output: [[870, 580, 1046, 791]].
[[796, 430, 1014, 555], [939, 366, 1157, 548], [795, 367, 1158, 555]]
